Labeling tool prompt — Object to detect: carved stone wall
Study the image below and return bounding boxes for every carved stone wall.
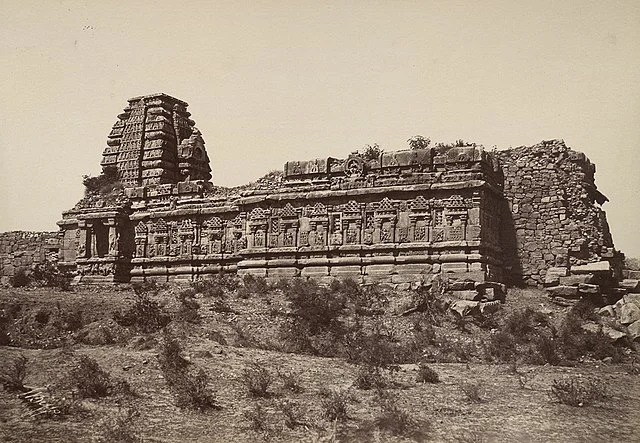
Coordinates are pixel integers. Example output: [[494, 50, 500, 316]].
[[53, 95, 621, 286], [497, 140, 621, 286], [0, 231, 60, 284], [59, 114, 505, 284], [101, 93, 211, 187]]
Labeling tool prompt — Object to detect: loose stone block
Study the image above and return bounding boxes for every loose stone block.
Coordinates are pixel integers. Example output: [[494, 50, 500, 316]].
[[621, 279, 640, 293], [546, 285, 579, 298], [449, 280, 476, 291], [559, 274, 594, 285], [620, 303, 640, 325], [450, 290, 480, 301], [546, 267, 569, 278], [627, 319, 640, 341], [571, 261, 611, 274], [577, 283, 600, 294]]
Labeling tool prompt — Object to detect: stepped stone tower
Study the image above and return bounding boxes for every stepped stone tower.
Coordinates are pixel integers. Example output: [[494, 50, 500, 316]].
[[100, 93, 211, 187]]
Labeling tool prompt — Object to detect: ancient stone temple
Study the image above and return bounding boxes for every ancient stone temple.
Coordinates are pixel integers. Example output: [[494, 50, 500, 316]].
[[54, 93, 620, 285]]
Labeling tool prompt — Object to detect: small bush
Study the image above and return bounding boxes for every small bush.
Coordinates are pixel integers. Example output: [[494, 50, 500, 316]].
[[192, 273, 237, 298], [96, 408, 142, 443], [158, 331, 190, 376], [172, 368, 219, 410], [114, 284, 171, 333], [558, 313, 624, 363], [407, 135, 431, 150], [158, 332, 219, 410], [10, 268, 30, 288], [344, 323, 402, 369], [375, 398, 415, 436], [460, 382, 484, 403], [320, 389, 354, 422], [532, 334, 561, 365], [550, 377, 607, 407], [277, 368, 304, 393], [410, 279, 448, 325], [242, 362, 273, 398], [240, 274, 269, 297], [0, 354, 28, 392], [244, 404, 269, 432], [502, 308, 548, 343], [83, 166, 122, 196], [353, 365, 388, 390], [70, 355, 112, 398], [487, 331, 517, 362], [285, 279, 347, 334], [30, 261, 72, 290], [278, 399, 305, 428], [271, 277, 291, 293], [569, 298, 599, 322], [175, 289, 200, 324], [416, 363, 439, 384]]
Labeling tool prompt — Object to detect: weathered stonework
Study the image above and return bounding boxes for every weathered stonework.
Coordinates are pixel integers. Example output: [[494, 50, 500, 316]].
[[497, 140, 622, 286], [50, 94, 621, 286], [57, 94, 507, 284], [0, 232, 61, 284], [101, 93, 211, 187]]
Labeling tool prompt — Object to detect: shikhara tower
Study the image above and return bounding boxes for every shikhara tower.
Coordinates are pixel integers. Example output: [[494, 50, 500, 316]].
[[101, 93, 211, 186]]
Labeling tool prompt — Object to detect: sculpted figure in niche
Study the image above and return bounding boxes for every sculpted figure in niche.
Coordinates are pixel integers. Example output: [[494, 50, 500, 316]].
[[330, 231, 343, 246], [299, 231, 309, 246], [363, 230, 374, 245], [284, 231, 295, 247], [77, 237, 86, 258], [346, 158, 363, 177], [415, 226, 427, 241], [381, 227, 391, 243]]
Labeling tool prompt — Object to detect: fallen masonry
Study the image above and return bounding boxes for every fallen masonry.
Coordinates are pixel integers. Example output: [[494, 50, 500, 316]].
[[0, 93, 627, 294]]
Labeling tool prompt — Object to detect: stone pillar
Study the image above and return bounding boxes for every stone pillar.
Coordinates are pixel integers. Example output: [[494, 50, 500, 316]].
[[107, 218, 119, 257], [88, 222, 97, 258]]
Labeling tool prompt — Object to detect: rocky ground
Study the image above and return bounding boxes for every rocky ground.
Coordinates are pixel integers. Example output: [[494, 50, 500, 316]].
[[1, 281, 639, 443]]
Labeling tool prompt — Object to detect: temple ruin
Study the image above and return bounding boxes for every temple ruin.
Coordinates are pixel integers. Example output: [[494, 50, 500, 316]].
[[1, 93, 622, 286]]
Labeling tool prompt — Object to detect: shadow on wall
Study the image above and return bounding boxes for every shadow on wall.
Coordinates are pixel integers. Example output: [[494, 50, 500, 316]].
[[500, 198, 523, 287]]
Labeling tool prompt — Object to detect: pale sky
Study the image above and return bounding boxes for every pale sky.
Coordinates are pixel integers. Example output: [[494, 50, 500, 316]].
[[1, 0, 639, 257]]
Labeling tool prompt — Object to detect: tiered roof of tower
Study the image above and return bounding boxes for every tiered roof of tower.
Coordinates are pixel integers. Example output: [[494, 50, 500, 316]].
[[101, 93, 211, 187]]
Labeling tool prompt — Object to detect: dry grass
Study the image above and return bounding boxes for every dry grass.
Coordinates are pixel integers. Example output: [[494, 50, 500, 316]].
[[0, 285, 639, 442]]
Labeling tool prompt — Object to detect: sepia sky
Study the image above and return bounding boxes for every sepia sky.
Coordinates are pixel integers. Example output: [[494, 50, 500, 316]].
[[1, 0, 639, 257]]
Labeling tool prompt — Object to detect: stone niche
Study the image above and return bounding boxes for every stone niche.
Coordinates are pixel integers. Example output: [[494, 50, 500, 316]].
[[57, 94, 619, 286]]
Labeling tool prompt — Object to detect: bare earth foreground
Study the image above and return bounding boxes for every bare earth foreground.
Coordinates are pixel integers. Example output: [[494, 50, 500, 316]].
[[1, 284, 639, 443]]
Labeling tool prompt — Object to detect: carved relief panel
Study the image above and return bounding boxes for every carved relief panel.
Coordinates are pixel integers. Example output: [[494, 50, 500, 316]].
[[248, 207, 269, 248], [134, 221, 148, 258], [374, 197, 397, 244], [444, 195, 469, 242], [153, 219, 169, 256], [202, 217, 224, 255], [178, 219, 194, 255], [306, 203, 328, 248], [342, 200, 362, 245], [409, 195, 431, 242]]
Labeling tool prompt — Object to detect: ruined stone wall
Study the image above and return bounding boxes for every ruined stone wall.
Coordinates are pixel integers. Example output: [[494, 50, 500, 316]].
[[497, 140, 619, 286], [0, 231, 61, 284], [59, 143, 506, 285]]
